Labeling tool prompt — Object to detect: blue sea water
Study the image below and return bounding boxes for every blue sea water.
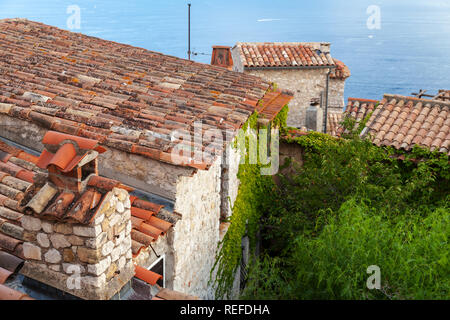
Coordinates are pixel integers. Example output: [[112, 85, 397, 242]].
[[1, 0, 450, 101]]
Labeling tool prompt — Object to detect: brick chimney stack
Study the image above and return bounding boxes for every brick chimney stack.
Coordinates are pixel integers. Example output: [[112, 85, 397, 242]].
[[211, 46, 233, 70]]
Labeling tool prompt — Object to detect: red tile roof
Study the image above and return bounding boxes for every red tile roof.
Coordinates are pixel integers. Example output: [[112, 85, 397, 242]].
[[234, 42, 335, 69], [336, 98, 379, 136], [327, 111, 344, 137], [0, 19, 292, 170], [363, 95, 450, 154], [330, 59, 351, 80], [339, 95, 450, 155]]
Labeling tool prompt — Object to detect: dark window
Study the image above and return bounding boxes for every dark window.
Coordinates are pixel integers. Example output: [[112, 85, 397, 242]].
[[150, 258, 164, 287], [81, 159, 96, 181]]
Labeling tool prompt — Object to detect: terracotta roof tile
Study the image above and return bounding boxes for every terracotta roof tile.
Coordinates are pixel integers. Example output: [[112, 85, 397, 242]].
[[352, 94, 450, 155], [0, 19, 293, 170], [0, 266, 12, 284], [134, 265, 163, 286], [335, 98, 378, 136], [235, 42, 335, 69], [0, 283, 33, 300], [330, 59, 351, 80]]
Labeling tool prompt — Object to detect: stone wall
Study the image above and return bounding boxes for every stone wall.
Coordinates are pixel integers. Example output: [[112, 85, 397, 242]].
[[220, 142, 241, 220], [244, 68, 329, 128], [20, 187, 134, 300], [99, 148, 195, 200], [329, 78, 346, 111], [171, 155, 223, 299]]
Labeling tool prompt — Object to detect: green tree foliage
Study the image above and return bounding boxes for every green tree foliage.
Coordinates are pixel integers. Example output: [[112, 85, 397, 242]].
[[241, 129, 449, 300]]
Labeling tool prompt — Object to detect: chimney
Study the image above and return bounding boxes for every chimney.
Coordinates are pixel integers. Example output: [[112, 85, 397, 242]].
[[211, 46, 233, 70], [305, 98, 323, 132], [35, 131, 106, 194], [19, 131, 135, 300]]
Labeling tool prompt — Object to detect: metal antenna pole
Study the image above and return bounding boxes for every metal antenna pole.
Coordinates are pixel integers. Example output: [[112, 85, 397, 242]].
[[188, 3, 191, 60]]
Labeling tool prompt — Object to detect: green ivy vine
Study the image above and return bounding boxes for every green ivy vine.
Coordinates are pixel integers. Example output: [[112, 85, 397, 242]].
[[210, 99, 289, 299]]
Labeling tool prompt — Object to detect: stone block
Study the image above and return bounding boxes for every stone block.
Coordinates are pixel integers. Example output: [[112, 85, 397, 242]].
[[54, 223, 73, 235], [50, 234, 71, 249], [73, 225, 101, 237], [67, 235, 84, 246], [77, 247, 101, 264], [101, 241, 114, 256], [23, 231, 37, 242], [84, 232, 107, 249], [41, 221, 53, 233], [23, 242, 42, 260], [110, 246, 121, 262], [108, 214, 121, 227], [21, 216, 41, 232], [106, 263, 117, 281], [63, 248, 75, 263], [44, 248, 62, 264], [36, 232, 50, 248], [101, 217, 109, 232], [93, 213, 105, 225], [87, 256, 111, 276]]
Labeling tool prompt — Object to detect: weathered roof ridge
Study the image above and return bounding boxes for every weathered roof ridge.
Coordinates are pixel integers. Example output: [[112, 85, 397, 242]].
[[383, 94, 450, 108]]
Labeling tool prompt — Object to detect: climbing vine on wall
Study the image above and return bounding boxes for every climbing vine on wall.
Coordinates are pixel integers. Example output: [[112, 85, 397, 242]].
[[210, 101, 289, 299]]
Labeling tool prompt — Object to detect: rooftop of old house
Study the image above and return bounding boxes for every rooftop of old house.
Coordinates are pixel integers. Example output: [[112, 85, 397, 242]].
[[0, 18, 293, 171], [0, 130, 185, 300], [337, 94, 450, 155], [233, 42, 337, 69]]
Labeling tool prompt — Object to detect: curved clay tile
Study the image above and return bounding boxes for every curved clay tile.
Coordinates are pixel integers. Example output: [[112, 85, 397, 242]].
[[42, 131, 107, 153], [134, 265, 162, 286], [87, 176, 133, 192], [16, 152, 39, 165], [0, 266, 12, 284], [138, 223, 163, 240], [131, 206, 154, 221], [15, 170, 34, 184], [131, 229, 154, 247], [132, 198, 163, 214], [65, 189, 102, 224], [0, 283, 33, 300], [131, 239, 146, 256], [0, 250, 23, 272], [42, 192, 75, 220], [146, 216, 172, 233], [0, 233, 22, 253]]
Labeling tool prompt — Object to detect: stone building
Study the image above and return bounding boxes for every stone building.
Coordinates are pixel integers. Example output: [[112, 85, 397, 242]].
[[0, 19, 292, 299], [212, 42, 350, 133]]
